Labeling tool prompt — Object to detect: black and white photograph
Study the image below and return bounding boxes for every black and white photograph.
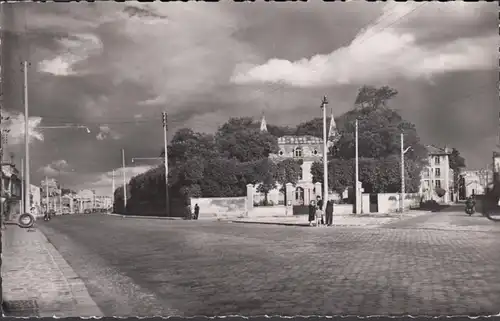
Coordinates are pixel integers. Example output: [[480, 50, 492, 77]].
[[0, 1, 499, 317]]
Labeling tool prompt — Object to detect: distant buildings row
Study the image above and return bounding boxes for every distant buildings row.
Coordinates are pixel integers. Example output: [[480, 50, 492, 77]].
[[1, 162, 112, 219]]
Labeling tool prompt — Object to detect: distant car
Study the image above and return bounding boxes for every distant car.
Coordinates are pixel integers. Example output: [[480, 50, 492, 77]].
[[84, 209, 92, 214]]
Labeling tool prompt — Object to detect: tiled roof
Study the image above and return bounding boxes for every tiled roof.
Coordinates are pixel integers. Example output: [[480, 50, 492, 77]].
[[278, 135, 323, 145], [426, 145, 450, 155]]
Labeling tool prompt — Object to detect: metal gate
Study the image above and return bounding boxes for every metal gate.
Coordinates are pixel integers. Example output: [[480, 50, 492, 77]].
[[369, 193, 378, 213]]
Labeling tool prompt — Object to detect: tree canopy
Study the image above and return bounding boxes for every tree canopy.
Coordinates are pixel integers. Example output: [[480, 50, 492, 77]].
[[309, 85, 428, 194]]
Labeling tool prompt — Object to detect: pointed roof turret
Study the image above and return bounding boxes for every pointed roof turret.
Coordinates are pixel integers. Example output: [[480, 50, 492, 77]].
[[260, 112, 268, 132], [327, 108, 338, 147]]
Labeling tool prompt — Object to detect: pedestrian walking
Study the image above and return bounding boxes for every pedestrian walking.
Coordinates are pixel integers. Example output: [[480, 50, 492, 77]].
[[308, 200, 316, 226], [316, 196, 324, 227], [325, 200, 334, 226], [194, 203, 200, 220]]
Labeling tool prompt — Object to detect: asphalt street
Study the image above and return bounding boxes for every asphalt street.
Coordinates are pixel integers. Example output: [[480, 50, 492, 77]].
[[37, 209, 500, 317]]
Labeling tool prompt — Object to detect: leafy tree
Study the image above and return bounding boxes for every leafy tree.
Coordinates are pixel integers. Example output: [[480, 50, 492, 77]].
[[295, 116, 336, 138], [266, 124, 295, 137], [448, 147, 466, 195], [311, 85, 427, 196], [354, 85, 398, 109], [215, 118, 279, 162], [435, 187, 446, 198]]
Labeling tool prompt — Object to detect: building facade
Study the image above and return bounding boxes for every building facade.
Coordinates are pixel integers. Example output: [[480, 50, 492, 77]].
[[419, 145, 453, 203], [254, 114, 337, 206], [460, 169, 492, 198], [1, 163, 22, 220]]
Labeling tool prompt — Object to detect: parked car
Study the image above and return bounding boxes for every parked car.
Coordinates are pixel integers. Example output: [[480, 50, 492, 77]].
[[84, 209, 92, 214]]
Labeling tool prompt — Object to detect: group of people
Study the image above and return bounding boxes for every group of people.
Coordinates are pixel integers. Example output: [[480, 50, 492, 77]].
[[308, 196, 334, 227]]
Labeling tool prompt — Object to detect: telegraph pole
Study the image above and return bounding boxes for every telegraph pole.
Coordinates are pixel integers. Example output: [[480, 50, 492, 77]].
[[21, 158, 24, 213], [162, 111, 169, 216], [23, 61, 30, 214], [45, 176, 49, 213], [111, 169, 115, 208], [355, 119, 360, 214], [400, 133, 405, 213], [321, 97, 329, 211], [121, 149, 127, 210]]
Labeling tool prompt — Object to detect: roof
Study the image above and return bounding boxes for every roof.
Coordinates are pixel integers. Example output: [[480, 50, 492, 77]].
[[277, 135, 323, 145], [426, 145, 450, 155]]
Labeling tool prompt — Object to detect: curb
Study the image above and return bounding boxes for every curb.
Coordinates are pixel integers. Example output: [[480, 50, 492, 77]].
[[105, 213, 184, 220], [230, 220, 310, 227]]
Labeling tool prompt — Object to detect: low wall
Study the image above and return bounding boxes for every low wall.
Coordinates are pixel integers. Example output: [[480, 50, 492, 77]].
[[333, 204, 353, 215], [248, 206, 287, 217], [377, 193, 420, 213], [190, 197, 247, 220]]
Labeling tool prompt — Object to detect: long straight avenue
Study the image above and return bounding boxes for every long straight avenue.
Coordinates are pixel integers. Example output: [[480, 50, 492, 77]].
[[36, 210, 500, 317]]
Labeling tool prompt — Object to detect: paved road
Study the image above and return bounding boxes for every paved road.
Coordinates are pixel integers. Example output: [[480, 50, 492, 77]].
[[37, 211, 500, 317]]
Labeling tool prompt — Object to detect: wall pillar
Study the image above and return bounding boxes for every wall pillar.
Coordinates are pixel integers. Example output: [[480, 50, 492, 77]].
[[314, 182, 322, 201], [246, 184, 254, 216], [285, 183, 294, 206]]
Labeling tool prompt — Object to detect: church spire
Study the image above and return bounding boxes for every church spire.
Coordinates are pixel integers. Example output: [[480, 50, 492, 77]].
[[327, 107, 338, 147], [260, 112, 268, 132]]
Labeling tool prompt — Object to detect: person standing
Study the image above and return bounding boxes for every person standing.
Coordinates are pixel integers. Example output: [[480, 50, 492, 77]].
[[308, 200, 316, 226], [194, 203, 200, 220], [316, 196, 324, 226], [325, 200, 334, 226]]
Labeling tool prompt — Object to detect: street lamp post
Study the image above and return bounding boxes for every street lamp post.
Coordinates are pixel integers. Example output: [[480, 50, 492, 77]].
[[400, 133, 412, 214], [321, 96, 329, 212]]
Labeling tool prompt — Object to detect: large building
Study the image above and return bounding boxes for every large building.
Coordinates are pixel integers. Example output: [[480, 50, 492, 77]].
[[419, 145, 454, 203], [253, 113, 337, 206], [460, 169, 492, 198]]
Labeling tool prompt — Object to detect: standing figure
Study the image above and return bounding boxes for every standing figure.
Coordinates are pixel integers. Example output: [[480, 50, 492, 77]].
[[325, 200, 334, 226], [194, 203, 200, 220], [308, 200, 316, 226]]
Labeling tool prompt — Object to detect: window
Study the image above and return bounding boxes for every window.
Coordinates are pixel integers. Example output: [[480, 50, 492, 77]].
[[313, 149, 318, 155], [434, 156, 440, 165], [278, 150, 284, 156], [298, 169, 303, 181], [294, 147, 303, 158], [435, 180, 441, 188], [435, 168, 441, 177]]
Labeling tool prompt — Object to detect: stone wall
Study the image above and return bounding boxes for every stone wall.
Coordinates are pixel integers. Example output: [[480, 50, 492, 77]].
[[189, 197, 247, 220]]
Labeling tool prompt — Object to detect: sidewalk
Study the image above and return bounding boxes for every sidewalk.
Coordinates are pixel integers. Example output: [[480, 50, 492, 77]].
[[2, 224, 103, 317], [230, 210, 431, 227]]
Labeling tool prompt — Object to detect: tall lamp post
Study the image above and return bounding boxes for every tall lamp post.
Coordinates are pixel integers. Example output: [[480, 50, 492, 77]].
[[321, 96, 329, 211], [400, 133, 412, 214]]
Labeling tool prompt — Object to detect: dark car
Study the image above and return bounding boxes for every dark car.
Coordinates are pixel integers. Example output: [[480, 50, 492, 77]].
[[84, 209, 92, 214]]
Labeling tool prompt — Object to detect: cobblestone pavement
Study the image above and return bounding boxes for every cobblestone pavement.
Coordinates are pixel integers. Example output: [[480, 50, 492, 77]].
[[384, 205, 500, 233], [37, 213, 500, 317], [1, 224, 103, 317], [231, 210, 430, 227]]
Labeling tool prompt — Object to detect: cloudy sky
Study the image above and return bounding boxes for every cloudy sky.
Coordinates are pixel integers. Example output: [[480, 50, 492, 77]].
[[1, 1, 497, 195]]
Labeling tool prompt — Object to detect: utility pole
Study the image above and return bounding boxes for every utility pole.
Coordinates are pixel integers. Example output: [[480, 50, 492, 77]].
[[121, 149, 127, 210], [21, 158, 24, 213], [111, 169, 115, 209], [400, 133, 405, 213], [321, 96, 329, 211], [58, 170, 62, 214], [23, 61, 30, 214], [45, 176, 49, 213], [162, 111, 169, 216], [355, 119, 360, 214], [400, 133, 411, 214]]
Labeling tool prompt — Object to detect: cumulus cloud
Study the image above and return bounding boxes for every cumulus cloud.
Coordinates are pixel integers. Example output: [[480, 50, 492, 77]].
[[38, 159, 70, 176], [38, 33, 103, 76], [96, 125, 121, 141], [76, 165, 153, 196], [2, 111, 44, 144], [230, 3, 496, 87]]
